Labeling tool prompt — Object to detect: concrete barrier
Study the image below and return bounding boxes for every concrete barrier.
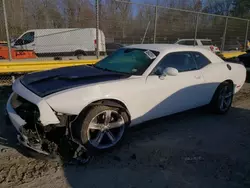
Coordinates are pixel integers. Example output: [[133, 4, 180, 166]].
[[0, 59, 99, 73]]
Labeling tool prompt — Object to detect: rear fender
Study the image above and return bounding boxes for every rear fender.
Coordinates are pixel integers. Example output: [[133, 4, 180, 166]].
[[227, 62, 246, 93]]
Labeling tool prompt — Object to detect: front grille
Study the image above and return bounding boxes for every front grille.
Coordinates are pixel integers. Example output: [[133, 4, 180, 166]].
[[11, 93, 40, 123]]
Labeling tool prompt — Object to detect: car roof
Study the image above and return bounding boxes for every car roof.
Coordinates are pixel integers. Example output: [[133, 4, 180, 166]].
[[178, 39, 212, 41], [125, 44, 223, 63]]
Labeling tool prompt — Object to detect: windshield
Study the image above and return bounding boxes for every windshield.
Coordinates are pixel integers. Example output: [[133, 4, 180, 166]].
[[94, 48, 159, 75]]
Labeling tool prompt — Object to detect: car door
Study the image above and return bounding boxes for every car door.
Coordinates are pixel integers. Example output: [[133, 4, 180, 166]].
[[142, 51, 205, 121], [191, 51, 219, 104]]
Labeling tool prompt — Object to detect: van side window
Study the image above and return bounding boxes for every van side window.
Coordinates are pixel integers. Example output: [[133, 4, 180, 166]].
[[18, 32, 35, 45]]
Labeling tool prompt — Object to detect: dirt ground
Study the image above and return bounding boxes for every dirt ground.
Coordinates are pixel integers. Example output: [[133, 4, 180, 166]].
[[1, 83, 250, 188]]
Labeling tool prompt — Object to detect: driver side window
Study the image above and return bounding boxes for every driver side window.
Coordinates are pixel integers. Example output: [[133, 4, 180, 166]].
[[151, 52, 197, 75], [15, 32, 35, 45]]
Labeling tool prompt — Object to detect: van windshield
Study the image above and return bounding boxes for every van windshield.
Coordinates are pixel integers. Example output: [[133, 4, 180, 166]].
[[94, 48, 159, 75]]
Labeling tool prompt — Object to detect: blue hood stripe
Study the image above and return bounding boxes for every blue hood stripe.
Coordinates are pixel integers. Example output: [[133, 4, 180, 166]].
[[21, 65, 130, 97]]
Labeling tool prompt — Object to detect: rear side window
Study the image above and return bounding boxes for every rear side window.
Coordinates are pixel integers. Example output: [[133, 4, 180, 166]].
[[177, 41, 186, 45], [201, 40, 212, 46], [192, 52, 211, 69], [185, 40, 198, 45], [178, 40, 198, 46]]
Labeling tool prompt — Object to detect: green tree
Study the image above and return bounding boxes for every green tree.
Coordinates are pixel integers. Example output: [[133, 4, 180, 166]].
[[231, 0, 250, 18]]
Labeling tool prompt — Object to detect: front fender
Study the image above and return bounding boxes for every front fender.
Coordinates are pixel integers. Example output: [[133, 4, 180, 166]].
[[45, 85, 104, 115]]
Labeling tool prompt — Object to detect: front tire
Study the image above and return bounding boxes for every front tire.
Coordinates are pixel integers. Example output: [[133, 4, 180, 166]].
[[210, 81, 234, 114], [78, 105, 129, 154]]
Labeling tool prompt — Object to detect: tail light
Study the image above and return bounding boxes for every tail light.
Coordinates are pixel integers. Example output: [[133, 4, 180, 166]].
[[94, 39, 97, 48]]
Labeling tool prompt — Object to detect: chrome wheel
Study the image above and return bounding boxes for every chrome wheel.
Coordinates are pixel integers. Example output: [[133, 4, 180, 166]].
[[87, 110, 125, 149], [218, 85, 233, 112]]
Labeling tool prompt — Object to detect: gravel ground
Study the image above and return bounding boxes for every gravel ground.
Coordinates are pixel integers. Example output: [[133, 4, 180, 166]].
[[0, 83, 250, 188]]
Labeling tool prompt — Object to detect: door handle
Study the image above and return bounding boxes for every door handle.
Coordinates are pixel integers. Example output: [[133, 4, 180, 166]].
[[31, 44, 35, 46], [195, 75, 201, 79]]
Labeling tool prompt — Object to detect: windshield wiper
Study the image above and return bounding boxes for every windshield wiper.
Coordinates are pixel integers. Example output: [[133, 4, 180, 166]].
[[93, 65, 131, 75], [93, 65, 111, 72]]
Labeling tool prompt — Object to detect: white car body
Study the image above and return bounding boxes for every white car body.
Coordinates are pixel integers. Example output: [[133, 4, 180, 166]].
[[6, 44, 246, 155], [11, 28, 106, 56], [175, 39, 220, 53]]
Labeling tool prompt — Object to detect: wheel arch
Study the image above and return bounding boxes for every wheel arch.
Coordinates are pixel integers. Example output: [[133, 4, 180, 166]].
[[210, 79, 234, 104], [223, 79, 234, 92], [214, 79, 234, 94], [78, 98, 131, 124], [224, 79, 234, 85], [69, 98, 131, 144]]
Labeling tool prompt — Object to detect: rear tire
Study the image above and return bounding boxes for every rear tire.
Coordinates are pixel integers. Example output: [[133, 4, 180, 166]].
[[210, 81, 234, 114], [77, 105, 129, 155]]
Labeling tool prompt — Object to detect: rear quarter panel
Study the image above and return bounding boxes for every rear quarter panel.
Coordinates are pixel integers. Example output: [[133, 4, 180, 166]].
[[200, 62, 246, 100], [227, 62, 246, 93]]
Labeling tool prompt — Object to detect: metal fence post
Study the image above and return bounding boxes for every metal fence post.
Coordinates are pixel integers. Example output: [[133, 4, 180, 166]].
[[153, 6, 158, 44], [194, 13, 199, 46], [221, 17, 228, 52], [141, 21, 151, 44], [2, 0, 12, 61], [95, 0, 100, 59], [244, 20, 249, 51]]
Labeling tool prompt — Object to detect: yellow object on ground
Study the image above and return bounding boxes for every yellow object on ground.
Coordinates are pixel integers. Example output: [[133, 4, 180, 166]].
[[0, 59, 99, 73], [221, 51, 246, 59]]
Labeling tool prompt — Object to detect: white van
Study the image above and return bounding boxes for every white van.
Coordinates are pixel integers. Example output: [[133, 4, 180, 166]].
[[12, 28, 106, 57]]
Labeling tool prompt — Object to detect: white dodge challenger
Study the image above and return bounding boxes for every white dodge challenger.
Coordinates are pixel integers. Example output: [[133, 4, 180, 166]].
[[6, 44, 246, 159]]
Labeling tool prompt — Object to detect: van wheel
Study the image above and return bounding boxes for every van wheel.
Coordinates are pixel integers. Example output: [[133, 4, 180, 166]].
[[75, 51, 86, 60]]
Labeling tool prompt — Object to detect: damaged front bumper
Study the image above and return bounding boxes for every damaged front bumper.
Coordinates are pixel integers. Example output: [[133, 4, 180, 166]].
[[6, 92, 52, 155], [6, 92, 88, 163], [6, 80, 90, 164]]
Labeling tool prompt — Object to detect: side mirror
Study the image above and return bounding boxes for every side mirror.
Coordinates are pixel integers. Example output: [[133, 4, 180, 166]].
[[159, 67, 178, 79]]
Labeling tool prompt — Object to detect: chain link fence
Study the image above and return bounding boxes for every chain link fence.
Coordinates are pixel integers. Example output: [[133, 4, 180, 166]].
[[0, 0, 250, 85], [0, 73, 24, 86], [0, 0, 249, 61], [100, 0, 250, 50]]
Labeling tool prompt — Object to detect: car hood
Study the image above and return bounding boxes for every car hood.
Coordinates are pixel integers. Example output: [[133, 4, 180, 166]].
[[20, 65, 130, 97]]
